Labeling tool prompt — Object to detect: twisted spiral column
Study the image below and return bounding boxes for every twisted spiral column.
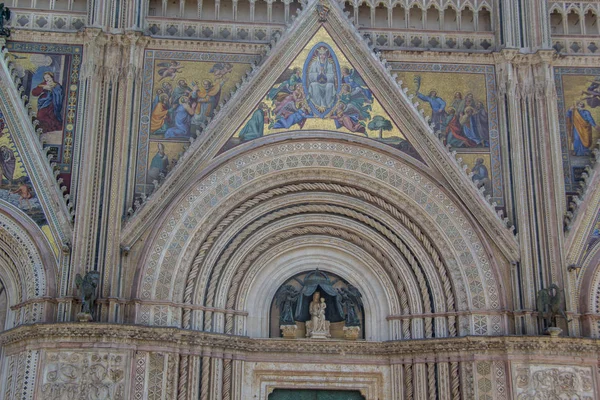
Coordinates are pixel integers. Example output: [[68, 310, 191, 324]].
[[177, 355, 188, 400], [427, 362, 437, 400], [404, 363, 413, 400], [450, 361, 460, 400], [200, 356, 210, 400], [222, 358, 232, 400]]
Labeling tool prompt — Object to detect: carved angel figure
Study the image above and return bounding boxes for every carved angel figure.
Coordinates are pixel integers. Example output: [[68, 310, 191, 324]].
[[336, 285, 363, 327], [274, 284, 299, 325], [75, 271, 100, 317]]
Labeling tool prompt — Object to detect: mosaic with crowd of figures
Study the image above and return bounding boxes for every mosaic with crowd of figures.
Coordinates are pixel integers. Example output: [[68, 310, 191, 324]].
[[135, 49, 261, 200], [0, 109, 52, 242], [222, 28, 422, 161], [391, 62, 503, 207], [554, 68, 600, 201], [5, 42, 82, 194]]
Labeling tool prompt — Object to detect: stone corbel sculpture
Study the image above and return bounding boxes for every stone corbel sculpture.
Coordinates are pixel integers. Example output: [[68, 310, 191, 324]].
[[75, 271, 100, 322]]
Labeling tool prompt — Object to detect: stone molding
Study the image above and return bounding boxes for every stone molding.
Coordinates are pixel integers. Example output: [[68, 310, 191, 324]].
[[2, 323, 600, 359]]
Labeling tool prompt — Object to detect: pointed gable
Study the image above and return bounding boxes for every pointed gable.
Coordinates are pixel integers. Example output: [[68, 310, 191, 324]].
[[220, 27, 423, 162], [123, 0, 518, 262]]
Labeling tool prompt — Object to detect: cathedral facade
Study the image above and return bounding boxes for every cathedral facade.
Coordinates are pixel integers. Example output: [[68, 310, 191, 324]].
[[0, 0, 599, 398]]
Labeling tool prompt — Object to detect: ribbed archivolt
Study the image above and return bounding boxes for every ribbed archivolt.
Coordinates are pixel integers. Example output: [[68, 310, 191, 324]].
[[182, 180, 467, 339]]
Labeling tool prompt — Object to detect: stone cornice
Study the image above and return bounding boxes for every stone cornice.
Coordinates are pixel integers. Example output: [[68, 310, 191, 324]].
[[8, 29, 84, 44], [146, 37, 267, 54], [382, 50, 496, 64], [1, 323, 599, 361], [8, 28, 266, 57]]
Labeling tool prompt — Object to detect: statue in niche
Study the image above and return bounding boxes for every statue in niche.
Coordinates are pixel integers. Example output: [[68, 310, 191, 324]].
[[271, 270, 364, 339], [306, 292, 330, 339], [274, 284, 300, 325], [536, 283, 571, 335], [336, 285, 363, 327], [75, 271, 100, 322]]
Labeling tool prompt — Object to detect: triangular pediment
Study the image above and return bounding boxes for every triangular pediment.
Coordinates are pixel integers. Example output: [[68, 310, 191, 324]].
[[123, 0, 519, 261], [218, 27, 423, 162]]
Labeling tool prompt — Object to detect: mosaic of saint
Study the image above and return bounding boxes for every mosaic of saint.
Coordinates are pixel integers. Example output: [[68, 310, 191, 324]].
[[0, 110, 48, 229], [392, 63, 503, 206], [224, 29, 420, 161], [6, 43, 82, 193], [135, 50, 260, 198], [554, 69, 600, 196]]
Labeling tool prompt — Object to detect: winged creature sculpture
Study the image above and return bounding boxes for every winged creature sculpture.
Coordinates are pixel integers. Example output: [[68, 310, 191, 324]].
[[536, 283, 571, 329], [75, 271, 100, 318], [274, 284, 300, 325], [336, 285, 363, 327]]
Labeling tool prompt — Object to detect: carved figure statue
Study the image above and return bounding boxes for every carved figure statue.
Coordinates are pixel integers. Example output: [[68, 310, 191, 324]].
[[75, 271, 100, 318], [0, 4, 11, 38], [274, 284, 299, 325], [336, 285, 363, 327], [536, 283, 571, 329], [306, 292, 330, 338]]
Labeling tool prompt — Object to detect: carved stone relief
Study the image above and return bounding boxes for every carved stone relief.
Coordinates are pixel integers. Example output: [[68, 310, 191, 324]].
[[512, 363, 595, 400], [39, 350, 128, 400]]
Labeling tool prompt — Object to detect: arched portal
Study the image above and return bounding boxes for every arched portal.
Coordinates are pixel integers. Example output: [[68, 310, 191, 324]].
[[0, 204, 57, 330], [132, 134, 508, 340]]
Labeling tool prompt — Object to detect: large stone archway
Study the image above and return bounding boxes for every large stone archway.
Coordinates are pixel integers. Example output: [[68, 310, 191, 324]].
[[0, 204, 57, 329], [132, 135, 509, 339]]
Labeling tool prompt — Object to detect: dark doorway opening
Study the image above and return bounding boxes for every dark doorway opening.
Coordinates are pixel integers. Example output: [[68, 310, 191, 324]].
[[268, 389, 366, 400]]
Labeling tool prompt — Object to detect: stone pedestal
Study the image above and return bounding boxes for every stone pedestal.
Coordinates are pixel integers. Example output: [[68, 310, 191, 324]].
[[76, 312, 92, 322], [280, 324, 298, 339], [306, 320, 331, 339], [343, 326, 361, 340], [546, 327, 562, 337]]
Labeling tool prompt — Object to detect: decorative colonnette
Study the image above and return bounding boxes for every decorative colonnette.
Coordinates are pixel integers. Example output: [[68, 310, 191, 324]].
[[132, 138, 505, 341], [2, 323, 600, 400]]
